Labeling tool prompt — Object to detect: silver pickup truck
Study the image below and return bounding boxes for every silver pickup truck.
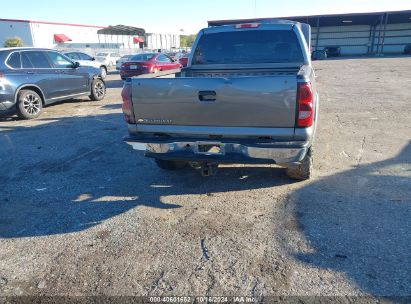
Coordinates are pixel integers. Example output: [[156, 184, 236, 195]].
[[122, 20, 319, 180]]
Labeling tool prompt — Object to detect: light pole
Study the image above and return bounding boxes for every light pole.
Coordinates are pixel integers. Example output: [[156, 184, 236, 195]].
[[179, 29, 185, 51], [254, 0, 257, 18]]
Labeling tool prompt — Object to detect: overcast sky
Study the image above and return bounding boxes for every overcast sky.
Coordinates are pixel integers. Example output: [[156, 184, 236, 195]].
[[1, 0, 410, 34]]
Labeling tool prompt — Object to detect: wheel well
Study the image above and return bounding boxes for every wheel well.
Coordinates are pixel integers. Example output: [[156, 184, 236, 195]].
[[100, 65, 107, 70], [16, 86, 45, 105]]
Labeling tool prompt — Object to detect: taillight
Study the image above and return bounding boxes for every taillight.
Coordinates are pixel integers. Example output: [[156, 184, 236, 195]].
[[121, 83, 135, 124], [297, 83, 314, 127]]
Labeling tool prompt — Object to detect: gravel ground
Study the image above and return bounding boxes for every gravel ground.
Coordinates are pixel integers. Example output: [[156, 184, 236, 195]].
[[0, 58, 410, 299]]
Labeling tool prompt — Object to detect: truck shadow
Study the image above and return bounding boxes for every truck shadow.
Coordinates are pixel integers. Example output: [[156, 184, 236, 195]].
[[0, 113, 290, 238], [286, 142, 411, 295], [0, 98, 98, 122], [0, 115, 19, 122]]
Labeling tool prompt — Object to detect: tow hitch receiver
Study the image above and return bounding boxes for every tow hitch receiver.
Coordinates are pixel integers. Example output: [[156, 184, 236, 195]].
[[200, 163, 219, 177]]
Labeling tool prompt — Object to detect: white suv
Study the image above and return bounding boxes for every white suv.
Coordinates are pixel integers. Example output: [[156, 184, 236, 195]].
[[116, 54, 133, 70], [94, 52, 120, 68], [63, 51, 108, 78]]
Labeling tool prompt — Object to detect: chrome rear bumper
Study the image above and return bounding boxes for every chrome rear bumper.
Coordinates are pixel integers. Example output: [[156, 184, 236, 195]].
[[125, 139, 309, 165]]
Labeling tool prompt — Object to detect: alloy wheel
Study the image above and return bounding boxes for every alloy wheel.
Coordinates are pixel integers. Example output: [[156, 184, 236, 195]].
[[94, 81, 105, 98], [22, 94, 41, 115]]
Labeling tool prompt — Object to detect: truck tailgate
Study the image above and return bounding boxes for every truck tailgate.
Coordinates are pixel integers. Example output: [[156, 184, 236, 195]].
[[131, 76, 297, 128]]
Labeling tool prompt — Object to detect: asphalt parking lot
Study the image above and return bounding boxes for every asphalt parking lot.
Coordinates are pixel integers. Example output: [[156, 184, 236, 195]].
[[0, 58, 410, 298]]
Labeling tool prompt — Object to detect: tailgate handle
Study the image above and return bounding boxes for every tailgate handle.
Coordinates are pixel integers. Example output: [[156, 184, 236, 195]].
[[198, 91, 216, 102]]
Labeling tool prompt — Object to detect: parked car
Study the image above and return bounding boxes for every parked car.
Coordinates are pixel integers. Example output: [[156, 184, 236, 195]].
[[0, 48, 106, 119], [174, 52, 186, 60], [122, 21, 318, 180], [165, 52, 177, 60], [63, 51, 108, 78], [120, 53, 182, 80], [311, 49, 327, 60], [116, 54, 133, 70], [94, 52, 120, 67], [324, 46, 341, 57], [178, 53, 190, 67]]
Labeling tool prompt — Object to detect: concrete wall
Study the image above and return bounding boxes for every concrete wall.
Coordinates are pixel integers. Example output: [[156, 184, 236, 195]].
[[0, 20, 181, 51], [30, 22, 103, 48], [0, 20, 33, 47]]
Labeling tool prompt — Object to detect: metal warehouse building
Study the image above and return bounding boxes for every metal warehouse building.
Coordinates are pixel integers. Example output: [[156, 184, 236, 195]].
[[0, 18, 181, 52], [209, 10, 411, 56]]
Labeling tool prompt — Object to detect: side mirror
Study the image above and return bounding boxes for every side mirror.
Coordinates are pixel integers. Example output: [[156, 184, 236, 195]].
[[91, 57, 95, 61], [73, 61, 80, 68]]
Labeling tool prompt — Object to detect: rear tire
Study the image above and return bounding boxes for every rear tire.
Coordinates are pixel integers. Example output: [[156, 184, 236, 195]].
[[155, 159, 187, 170], [89, 78, 106, 101], [16, 90, 43, 120], [286, 147, 313, 180]]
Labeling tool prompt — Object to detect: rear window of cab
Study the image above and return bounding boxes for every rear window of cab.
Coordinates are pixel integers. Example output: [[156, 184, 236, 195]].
[[193, 30, 304, 65]]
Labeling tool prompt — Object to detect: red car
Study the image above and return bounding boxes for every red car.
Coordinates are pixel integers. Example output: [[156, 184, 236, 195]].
[[120, 53, 182, 80], [178, 54, 190, 67]]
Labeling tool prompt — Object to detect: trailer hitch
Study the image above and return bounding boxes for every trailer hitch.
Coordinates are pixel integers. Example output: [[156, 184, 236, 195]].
[[200, 163, 219, 177]]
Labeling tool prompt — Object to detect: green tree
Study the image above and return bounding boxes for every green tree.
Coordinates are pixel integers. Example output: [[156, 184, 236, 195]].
[[4, 37, 24, 47], [180, 35, 196, 48]]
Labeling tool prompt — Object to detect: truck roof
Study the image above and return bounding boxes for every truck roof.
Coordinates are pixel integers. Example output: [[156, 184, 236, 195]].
[[208, 19, 301, 27], [208, 18, 304, 27], [202, 22, 296, 35]]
